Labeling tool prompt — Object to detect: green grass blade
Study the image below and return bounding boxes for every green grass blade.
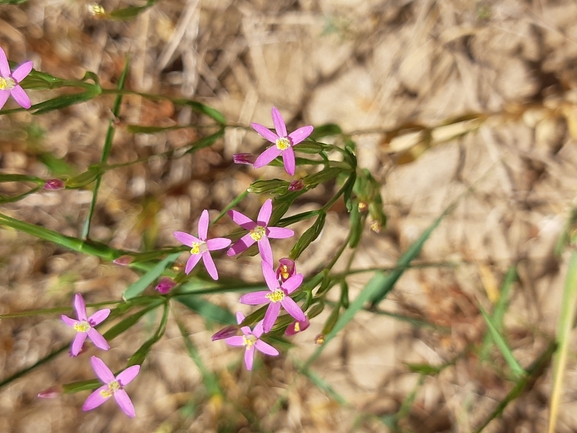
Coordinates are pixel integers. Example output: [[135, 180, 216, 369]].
[[479, 304, 525, 378], [548, 250, 577, 433], [122, 252, 180, 300]]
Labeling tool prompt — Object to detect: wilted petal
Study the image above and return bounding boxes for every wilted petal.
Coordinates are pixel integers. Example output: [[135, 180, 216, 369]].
[[251, 122, 279, 143], [227, 233, 255, 257], [74, 294, 87, 321], [71, 332, 87, 357], [87, 328, 110, 351], [266, 227, 294, 239], [263, 302, 281, 333], [289, 125, 314, 145], [10, 85, 30, 109], [114, 389, 136, 418], [271, 107, 287, 137], [282, 273, 304, 293], [276, 258, 296, 282], [0, 48, 9, 77], [12, 61, 33, 82], [239, 291, 270, 305], [185, 253, 203, 274], [281, 296, 306, 322], [90, 356, 115, 383], [285, 316, 310, 335], [228, 210, 256, 230], [206, 237, 231, 251], [257, 237, 273, 265], [117, 365, 140, 386], [202, 252, 219, 280], [244, 345, 256, 370], [255, 340, 279, 356], [82, 385, 110, 411], [282, 147, 296, 176], [174, 231, 199, 247], [88, 309, 110, 326], [197, 210, 209, 240], [224, 336, 245, 347], [253, 146, 282, 169]]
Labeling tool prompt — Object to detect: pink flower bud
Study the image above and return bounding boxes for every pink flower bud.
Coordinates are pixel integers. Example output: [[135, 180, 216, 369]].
[[211, 324, 239, 341], [285, 316, 310, 336], [155, 277, 176, 294], [37, 386, 62, 399], [43, 179, 65, 190], [233, 153, 256, 165], [276, 258, 296, 282], [288, 179, 305, 191], [113, 255, 134, 266]]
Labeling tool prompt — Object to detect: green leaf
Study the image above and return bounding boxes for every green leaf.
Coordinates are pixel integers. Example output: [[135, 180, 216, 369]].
[[348, 202, 363, 248], [184, 129, 225, 155], [293, 142, 327, 154], [65, 166, 103, 189], [309, 124, 342, 140], [103, 302, 162, 341], [127, 302, 169, 366], [126, 124, 183, 134], [176, 295, 235, 324], [62, 379, 101, 394], [289, 212, 326, 260], [32, 86, 102, 115], [176, 100, 227, 125], [38, 153, 76, 177], [122, 252, 180, 300], [303, 167, 343, 189], [0, 174, 43, 183]]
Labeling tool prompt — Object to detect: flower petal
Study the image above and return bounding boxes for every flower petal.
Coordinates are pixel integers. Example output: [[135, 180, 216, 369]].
[[266, 227, 294, 239], [288, 125, 314, 145], [82, 385, 110, 411], [11, 61, 33, 83], [73, 294, 87, 321], [116, 365, 141, 386], [282, 273, 304, 293], [253, 320, 265, 338], [255, 340, 279, 356], [202, 252, 219, 280], [61, 315, 77, 327], [206, 237, 231, 250], [244, 346, 256, 370], [281, 296, 306, 322], [0, 90, 10, 110], [228, 210, 256, 230], [114, 389, 136, 418], [0, 48, 10, 77], [253, 146, 282, 169], [251, 122, 279, 143], [88, 309, 110, 326], [261, 262, 280, 291], [225, 336, 245, 347], [185, 253, 203, 275], [235, 311, 246, 324], [271, 107, 287, 137], [90, 356, 115, 383], [282, 147, 296, 176], [10, 85, 31, 109], [71, 332, 87, 357], [257, 199, 272, 225], [257, 237, 273, 266], [227, 233, 255, 257], [239, 291, 270, 305], [174, 231, 199, 247], [263, 302, 282, 333], [87, 328, 110, 351], [198, 210, 209, 240]]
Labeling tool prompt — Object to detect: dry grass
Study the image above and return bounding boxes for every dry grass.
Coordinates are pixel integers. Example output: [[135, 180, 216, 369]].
[[2, 0, 577, 432]]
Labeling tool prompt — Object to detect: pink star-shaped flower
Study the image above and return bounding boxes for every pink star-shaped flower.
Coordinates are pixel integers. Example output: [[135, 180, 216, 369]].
[[0, 47, 33, 110], [227, 198, 294, 265], [61, 293, 110, 356], [239, 261, 305, 333], [174, 209, 232, 280], [82, 356, 140, 418], [224, 312, 279, 370], [251, 107, 314, 176]]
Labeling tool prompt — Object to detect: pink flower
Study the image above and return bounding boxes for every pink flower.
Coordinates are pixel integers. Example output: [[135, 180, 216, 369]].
[[0, 47, 33, 110], [82, 356, 140, 418], [285, 316, 310, 336], [224, 312, 279, 370], [239, 261, 305, 333], [155, 277, 176, 294], [276, 257, 296, 282], [61, 294, 110, 356], [252, 107, 314, 176], [227, 198, 294, 265], [174, 209, 232, 280]]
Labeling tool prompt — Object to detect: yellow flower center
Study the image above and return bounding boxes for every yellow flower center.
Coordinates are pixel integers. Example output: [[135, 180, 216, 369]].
[[73, 321, 90, 333], [250, 225, 266, 241], [294, 322, 301, 332], [243, 334, 256, 348], [0, 77, 15, 91], [266, 288, 285, 303], [275, 137, 290, 150], [279, 265, 290, 280], [100, 380, 120, 398], [190, 241, 206, 255]]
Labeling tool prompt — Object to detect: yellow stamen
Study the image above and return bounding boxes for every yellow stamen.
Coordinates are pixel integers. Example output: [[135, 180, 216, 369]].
[[294, 322, 300, 332], [265, 289, 285, 303], [73, 321, 90, 333], [99, 380, 120, 398], [275, 137, 290, 150], [243, 335, 256, 348], [0, 77, 15, 91], [190, 242, 201, 255], [279, 265, 290, 280], [88, 4, 106, 16], [250, 225, 266, 241]]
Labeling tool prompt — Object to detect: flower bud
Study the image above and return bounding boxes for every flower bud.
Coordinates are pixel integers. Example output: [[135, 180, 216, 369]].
[[233, 153, 256, 165], [288, 179, 305, 191], [43, 179, 65, 190], [276, 258, 296, 282], [247, 179, 289, 195], [211, 325, 239, 341], [37, 386, 62, 399], [285, 316, 310, 336], [113, 255, 134, 266], [155, 277, 176, 294]]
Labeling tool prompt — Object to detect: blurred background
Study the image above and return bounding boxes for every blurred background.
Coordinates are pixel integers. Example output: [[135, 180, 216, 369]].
[[2, 0, 577, 431]]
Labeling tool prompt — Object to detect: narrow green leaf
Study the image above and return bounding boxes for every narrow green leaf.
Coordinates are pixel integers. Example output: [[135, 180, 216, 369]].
[[127, 124, 184, 134], [32, 86, 102, 115], [65, 166, 102, 188], [289, 212, 326, 260], [303, 167, 343, 189], [127, 301, 169, 366], [174, 99, 227, 125], [103, 302, 162, 341], [176, 296, 235, 324], [62, 379, 100, 394], [183, 129, 225, 155], [309, 124, 342, 140], [122, 252, 180, 300]]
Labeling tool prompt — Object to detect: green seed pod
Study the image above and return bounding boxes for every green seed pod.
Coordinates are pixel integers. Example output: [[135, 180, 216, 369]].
[[321, 303, 340, 336], [247, 178, 289, 195], [307, 301, 325, 319], [340, 281, 349, 309]]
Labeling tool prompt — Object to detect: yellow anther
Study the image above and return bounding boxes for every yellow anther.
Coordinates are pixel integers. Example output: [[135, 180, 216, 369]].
[[275, 137, 290, 151], [190, 242, 201, 255], [265, 289, 285, 303], [99, 380, 120, 398], [243, 335, 256, 348], [250, 225, 266, 241], [73, 321, 91, 333], [294, 322, 300, 332], [280, 265, 290, 280], [0, 77, 15, 91], [88, 4, 106, 16]]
